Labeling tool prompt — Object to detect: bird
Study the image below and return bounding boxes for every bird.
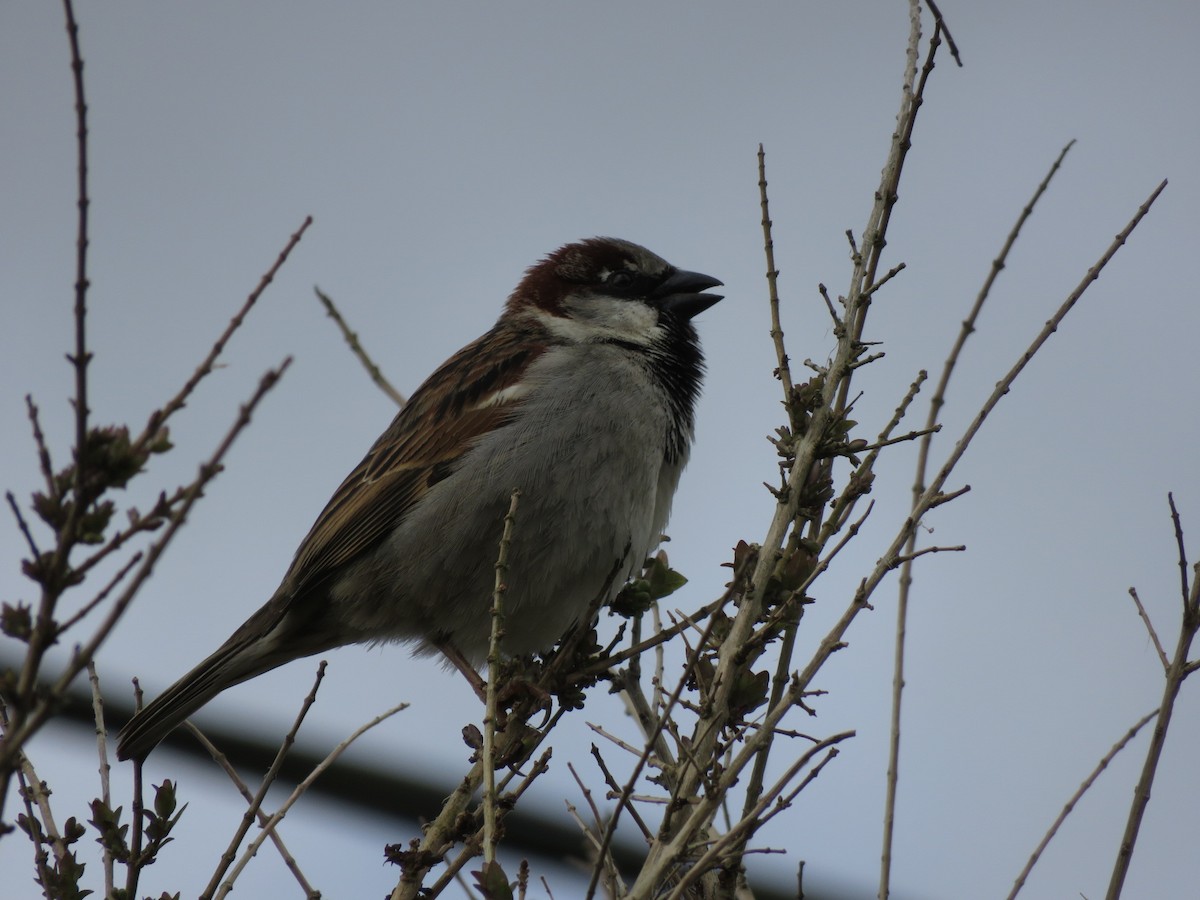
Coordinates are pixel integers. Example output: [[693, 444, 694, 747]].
[[116, 236, 722, 760]]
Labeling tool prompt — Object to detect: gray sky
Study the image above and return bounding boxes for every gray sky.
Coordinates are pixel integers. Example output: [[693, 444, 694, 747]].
[[3, 1, 1199, 898]]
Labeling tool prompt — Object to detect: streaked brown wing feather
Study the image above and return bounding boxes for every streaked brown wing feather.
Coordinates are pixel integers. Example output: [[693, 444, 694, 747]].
[[280, 324, 545, 598]]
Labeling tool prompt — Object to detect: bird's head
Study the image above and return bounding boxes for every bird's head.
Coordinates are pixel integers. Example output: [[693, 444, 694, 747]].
[[506, 237, 723, 346]]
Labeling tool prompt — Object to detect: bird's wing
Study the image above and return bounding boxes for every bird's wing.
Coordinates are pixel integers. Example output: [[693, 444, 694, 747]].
[[282, 322, 546, 597]]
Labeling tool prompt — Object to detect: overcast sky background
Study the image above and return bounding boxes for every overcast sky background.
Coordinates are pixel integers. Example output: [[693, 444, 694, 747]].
[[3, 2, 1199, 898]]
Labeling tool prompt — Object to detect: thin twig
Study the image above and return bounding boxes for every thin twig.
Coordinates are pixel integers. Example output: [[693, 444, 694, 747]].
[[884, 141, 1139, 895], [203, 661, 328, 900], [87, 662, 116, 898], [567, 761, 625, 897], [758, 145, 794, 408], [186, 723, 320, 898], [57, 361, 291, 696], [1106, 495, 1198, 899], [16, 758, 60, 889], [63, 0, 91, 603], [484, 489, 520, 865], [137, 216, 313, 453], [567, 761, 606, 837], [11, 0, 92, 769], [25, 396, 56, 496], [575, 591, 734, 679], [919, 140, 1075, 482], [1008, 710, 1157, 900], [126, 681, 144, 899], [6, 491, 41, 560], [216, 702, 408, 900], [25, 751, 72, 867], [889, 544, 966, 566], [864, 262, 907, 297], [1169, 493, 1190, 611], [613, 679, 676, 773], [589, 743, 654, 841], [314, 286, 407, 407], [590, 605, 729, 900], [664, 735, 851, 900], [922, 0, 962, 66], [1127, 587, 1168, 671], [810, 180, 1169, 735], [57, 551, 143, 635]]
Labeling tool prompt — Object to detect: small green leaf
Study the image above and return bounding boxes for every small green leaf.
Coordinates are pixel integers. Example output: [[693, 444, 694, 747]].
[[1, 602, 33, 641], [729, 669, 770, 718], [473, 860, 513, 900], [645, 557, 687, 600], [153, 780, 177, 818]]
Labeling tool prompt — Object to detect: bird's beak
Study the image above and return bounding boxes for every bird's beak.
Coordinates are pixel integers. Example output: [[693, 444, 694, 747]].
[[652, 269, 724, 319]]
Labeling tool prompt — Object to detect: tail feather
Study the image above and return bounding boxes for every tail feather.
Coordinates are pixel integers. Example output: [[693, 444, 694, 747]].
[[117, 590, 355, 760], [117, 597, 327, 759], [116, 635, 279, 760]]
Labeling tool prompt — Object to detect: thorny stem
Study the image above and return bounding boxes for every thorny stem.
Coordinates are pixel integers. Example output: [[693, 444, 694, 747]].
[[1106, 495, 1199, 900], [731, 10, 937, 885], [217, 702, 407, 900], [882, 138, 1077, 899], [0, 359, 294, 804], [87, 662, 116, 897], [758, 145, 794, 408], [137, 215, 313, 454], [3, 198, 306, 817], [202, 662, 327, 900], [797, 177, 1167, 727], [187, 723, 320, 898], [588, 605, 731, 900], [1008, 710, 1156, 900], [484, 490, 521, 865], [13, 0, 92, 752], [314, 286, 407, 408]]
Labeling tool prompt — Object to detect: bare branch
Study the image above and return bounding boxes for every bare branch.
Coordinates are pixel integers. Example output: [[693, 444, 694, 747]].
[[0, 358, 293, 780], [483, 489, 521, 865], [203, 661, 327, 900], [25, 395, 56, 496], [1107, 498, 1199, 899], [758, 145, 794, 407], [186, 724, 320, 898], [57, 551, 143, 635], [137, 216, 313, 452], [314, 285, 407, 408], [589, 743, 654, 841], [923, 0, 963, 66], [16, 755, 65, 885], [1169, 493, 1192, 612], [863, 262, 907, 297], [5, 491, 41, 559], [218, 701, 408, 900], [889, 544, 966, 566], [1127, 587, 1169, 671], [62, 0, 92, 565], [664, 734, 851, 900], [1009, 711, 1157, 900], [87, 662, 116, 898]]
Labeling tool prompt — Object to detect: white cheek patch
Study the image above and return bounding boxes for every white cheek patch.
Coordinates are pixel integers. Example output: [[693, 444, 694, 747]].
[[538, 296, 663, 346]]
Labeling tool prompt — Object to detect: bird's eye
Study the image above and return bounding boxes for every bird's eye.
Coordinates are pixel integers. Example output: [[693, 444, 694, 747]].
[[607, 271, 635, 289]]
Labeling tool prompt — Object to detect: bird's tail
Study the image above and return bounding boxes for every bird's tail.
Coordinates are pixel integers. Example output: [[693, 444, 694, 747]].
[[115, 599, 340, 760], [116, 636, 275, 760]]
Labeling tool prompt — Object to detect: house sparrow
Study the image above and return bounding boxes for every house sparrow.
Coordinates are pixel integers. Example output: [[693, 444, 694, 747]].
[[116, 237, 722, 760]]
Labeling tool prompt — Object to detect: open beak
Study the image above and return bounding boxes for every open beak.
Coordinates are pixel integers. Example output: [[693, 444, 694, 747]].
[[652, 268, 724, 320]]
